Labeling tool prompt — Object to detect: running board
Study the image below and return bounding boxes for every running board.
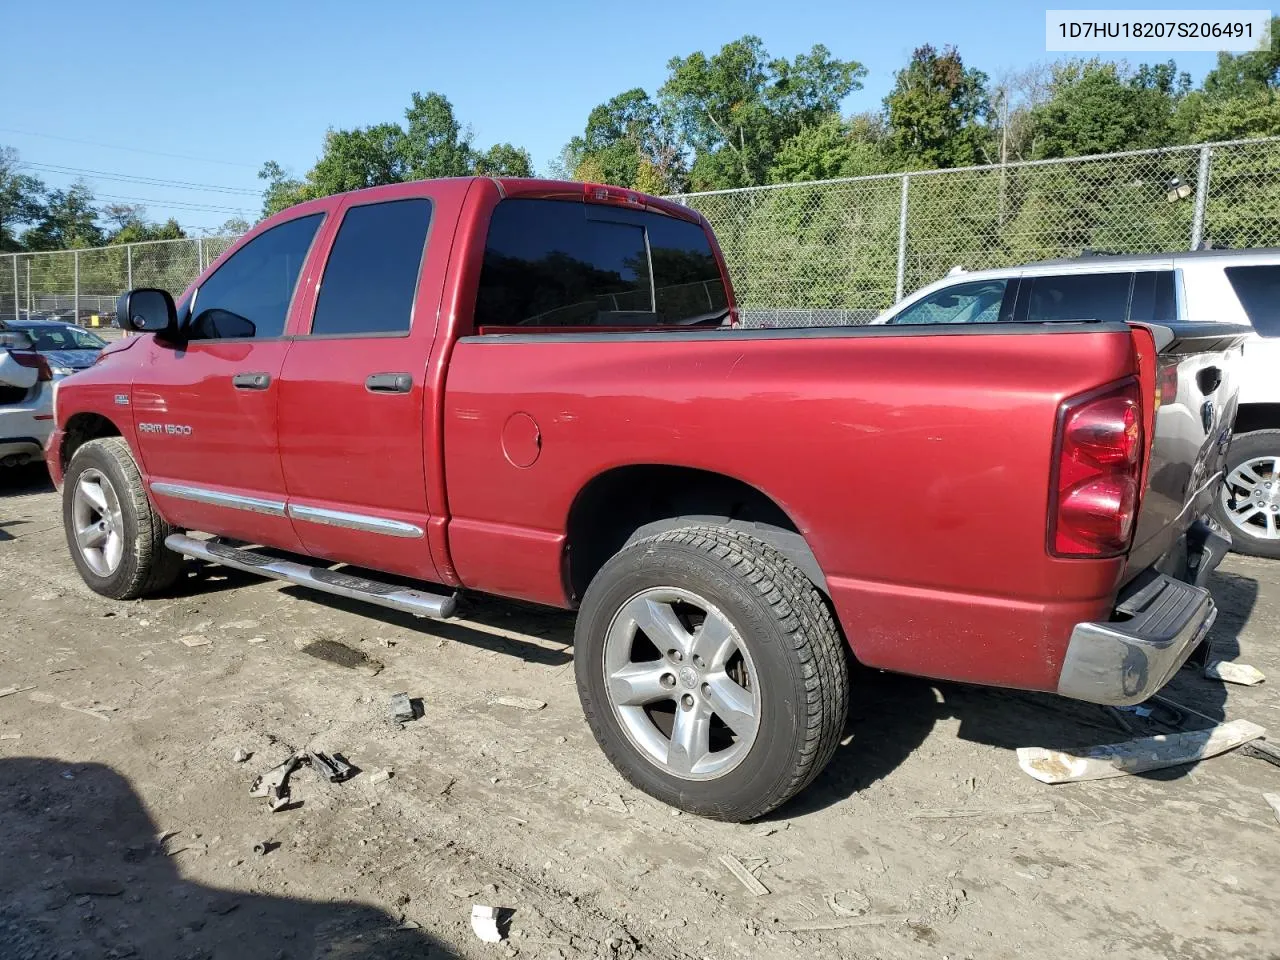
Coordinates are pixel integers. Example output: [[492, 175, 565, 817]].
[[165, 534, 458, 619]]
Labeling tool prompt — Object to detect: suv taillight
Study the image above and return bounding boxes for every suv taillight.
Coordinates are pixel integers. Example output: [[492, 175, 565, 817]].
[[1049, 379, 1144, 558], [11, 350, 52, 382]]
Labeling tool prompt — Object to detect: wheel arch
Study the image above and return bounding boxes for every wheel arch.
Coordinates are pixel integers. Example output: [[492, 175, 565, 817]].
[[60, 412, 124, 472], [563, 463, 828, 602], [1234, 403, 1280, 436]]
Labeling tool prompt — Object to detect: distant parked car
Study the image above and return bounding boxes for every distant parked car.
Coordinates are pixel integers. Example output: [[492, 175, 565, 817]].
[[8, 319, 107, 378], [871, 248, 1280, 558], [0, 328, 55, 468]]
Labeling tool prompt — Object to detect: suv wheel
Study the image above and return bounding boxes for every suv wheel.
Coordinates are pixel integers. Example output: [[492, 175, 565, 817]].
[[63, 437, 185, 599], [1214, 430, 1280, 560], [575, 524, 848, 822]]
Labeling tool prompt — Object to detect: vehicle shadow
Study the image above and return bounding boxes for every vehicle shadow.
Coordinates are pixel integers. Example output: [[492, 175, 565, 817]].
[[0, 757, 455, 959], [0, 463, 54, 498], [775, 567, 1256, 818], [277, 586, 575, 667]]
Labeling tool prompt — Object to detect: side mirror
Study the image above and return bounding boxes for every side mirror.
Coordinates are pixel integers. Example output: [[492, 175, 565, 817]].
[[116, 288, 177, 336]]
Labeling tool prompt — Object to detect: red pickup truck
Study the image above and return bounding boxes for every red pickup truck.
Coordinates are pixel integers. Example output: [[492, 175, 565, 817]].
[[49, 177, 1246, 820]]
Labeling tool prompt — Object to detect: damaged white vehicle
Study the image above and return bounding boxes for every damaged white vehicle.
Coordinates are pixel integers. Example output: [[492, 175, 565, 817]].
[[0, 328, 55, 469]]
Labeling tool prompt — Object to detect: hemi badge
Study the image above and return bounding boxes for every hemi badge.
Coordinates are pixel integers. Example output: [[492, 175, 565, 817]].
[[114, 394, 130, 406]]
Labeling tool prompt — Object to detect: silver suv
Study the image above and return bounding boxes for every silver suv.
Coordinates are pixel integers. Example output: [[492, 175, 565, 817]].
[[872, 249, 1280, 558]]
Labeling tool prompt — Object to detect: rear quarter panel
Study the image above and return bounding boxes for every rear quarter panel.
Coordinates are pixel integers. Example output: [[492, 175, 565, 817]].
[[443, 324, 1138, 692]]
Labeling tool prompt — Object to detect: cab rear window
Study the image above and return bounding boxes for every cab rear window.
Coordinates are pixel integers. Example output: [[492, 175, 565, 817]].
[[1225, 265, 1280, 337], [474, 199, 728, 329]]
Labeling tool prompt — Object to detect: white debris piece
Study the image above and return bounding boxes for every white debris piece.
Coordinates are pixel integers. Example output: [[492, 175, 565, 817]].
[[369, 769, 393, 785], [179, 636, 211, 648], [470, 904, 505, 943], [1204, 661, 1266, 685], [232, 748, 251, 763], [1265, 793, 1280, 825], [1017, 719, 1266, 783], [719, 854, 770, 896], [493, 696, 546, 711]]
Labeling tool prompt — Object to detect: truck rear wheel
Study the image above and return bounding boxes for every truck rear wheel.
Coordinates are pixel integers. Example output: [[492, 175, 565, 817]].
[[574, 524, 848, 821], [62, 437, 185, 599], [1214, 430, 1280, 560]]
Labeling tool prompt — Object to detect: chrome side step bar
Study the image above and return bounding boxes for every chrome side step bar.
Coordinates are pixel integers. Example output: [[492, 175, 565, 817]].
[[165, 534, 458, 619]]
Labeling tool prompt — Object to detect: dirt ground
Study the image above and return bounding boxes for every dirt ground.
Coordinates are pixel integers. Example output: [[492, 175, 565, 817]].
[[2, 464, 1279, 960]]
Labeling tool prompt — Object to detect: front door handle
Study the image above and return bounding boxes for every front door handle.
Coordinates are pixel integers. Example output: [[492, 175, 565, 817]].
[[366, 372, 413, 394], [232, 372, 271, 390]]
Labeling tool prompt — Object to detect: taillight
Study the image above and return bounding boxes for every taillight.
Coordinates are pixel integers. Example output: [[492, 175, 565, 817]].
[[1049, 379, 1144, 558], [11, 351, 52, 382], [1155, 362, 1179, 409]]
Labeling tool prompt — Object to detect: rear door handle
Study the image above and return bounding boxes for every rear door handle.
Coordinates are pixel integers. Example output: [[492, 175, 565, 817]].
[[365, 373, 413, 394], [232, 372, 271, 390]]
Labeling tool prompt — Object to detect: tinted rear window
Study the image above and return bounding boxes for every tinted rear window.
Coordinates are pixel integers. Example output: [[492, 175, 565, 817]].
[[1023, 272, 1133, 323], [1225, 265, 1280, 336], [311, 199, 432, 336], [475, 199, 727, 328]]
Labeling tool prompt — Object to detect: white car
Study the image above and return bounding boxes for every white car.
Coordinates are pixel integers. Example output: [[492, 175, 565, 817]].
[[871, 249, 1280, 558], [0, 329, 56, 469]]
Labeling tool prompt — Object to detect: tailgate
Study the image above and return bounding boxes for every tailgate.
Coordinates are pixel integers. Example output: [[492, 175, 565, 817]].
[[1124, 322, 1250, 580]]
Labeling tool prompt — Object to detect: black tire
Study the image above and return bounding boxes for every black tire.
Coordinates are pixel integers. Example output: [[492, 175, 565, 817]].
[[575, 524, 849, 822], [62, 437, 185, 599], [1213, 429, 1280, 560]]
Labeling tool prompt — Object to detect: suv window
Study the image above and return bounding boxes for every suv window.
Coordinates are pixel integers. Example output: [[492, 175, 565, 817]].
[[1225, 265, 1280, 337], [310, 199, 433, 336], [188, 214, 322, 340], [1128, 270, 1178, 324], [1023, 272, 1132, 323], [888, 279, 1010, 325], [474, 199, 727, 328]]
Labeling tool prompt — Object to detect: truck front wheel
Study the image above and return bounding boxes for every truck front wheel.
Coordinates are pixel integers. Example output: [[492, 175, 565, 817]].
[[574, 525, 849, 822], [62, 437, 185, 599], [1214, 429, 1280, 560]]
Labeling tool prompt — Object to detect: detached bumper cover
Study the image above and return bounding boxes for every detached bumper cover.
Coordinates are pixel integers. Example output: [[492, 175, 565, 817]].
[[1057, 573, 1217, 706]]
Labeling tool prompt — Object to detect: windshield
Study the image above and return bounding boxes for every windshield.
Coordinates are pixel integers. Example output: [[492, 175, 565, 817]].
[[19, 325, 107, 351]]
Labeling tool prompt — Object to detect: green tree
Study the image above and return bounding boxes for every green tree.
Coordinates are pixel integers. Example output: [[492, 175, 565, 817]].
[[884, 45, 991, 168], [660, 36, 865, 189], [1031, 60, 1178, 158], [259, 92, 534, 215], [562, 88, 685, 192], [0, 146, 47, 251], [767, 113, 893, 183], [1202, 18, 1280, 97], [22, 182, 102, 250], [473, 142, 533, 177]]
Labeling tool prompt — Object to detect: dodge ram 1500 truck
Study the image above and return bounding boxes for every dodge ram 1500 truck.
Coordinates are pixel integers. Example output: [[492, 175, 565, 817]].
[[48, 177, 1247, 821]]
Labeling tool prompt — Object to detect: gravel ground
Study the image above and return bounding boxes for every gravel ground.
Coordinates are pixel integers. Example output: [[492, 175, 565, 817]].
[[2, 463, 1279, 960]]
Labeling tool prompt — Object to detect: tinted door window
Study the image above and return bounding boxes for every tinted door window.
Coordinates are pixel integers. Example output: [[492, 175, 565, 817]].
[[188, 214, 322, 340], [475, 199, 729, 328], [1225, 265, 1280, 336], [888, 279, 1009, 325], [1129, 270, 1178, 323], [310, 199, 433, 336], [1024, 272, 1132, 323]]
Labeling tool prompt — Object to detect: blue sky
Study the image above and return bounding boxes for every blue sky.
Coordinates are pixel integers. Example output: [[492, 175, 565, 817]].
[[3, 0, 1230, 233]]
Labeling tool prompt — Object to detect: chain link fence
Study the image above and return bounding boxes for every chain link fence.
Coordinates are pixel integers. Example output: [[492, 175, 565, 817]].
[[3, 136, 1280, 328], [674, 135, 1280, 326]]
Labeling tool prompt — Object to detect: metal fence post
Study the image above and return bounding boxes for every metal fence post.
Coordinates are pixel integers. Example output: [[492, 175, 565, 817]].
[[895, 173, 910, 301], [1191, 145, 1211, 250], [197, 237, 205, 272], [10, 254, 17, 321], [73, 250, 80, 324], [126, 243, 133, 290]]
